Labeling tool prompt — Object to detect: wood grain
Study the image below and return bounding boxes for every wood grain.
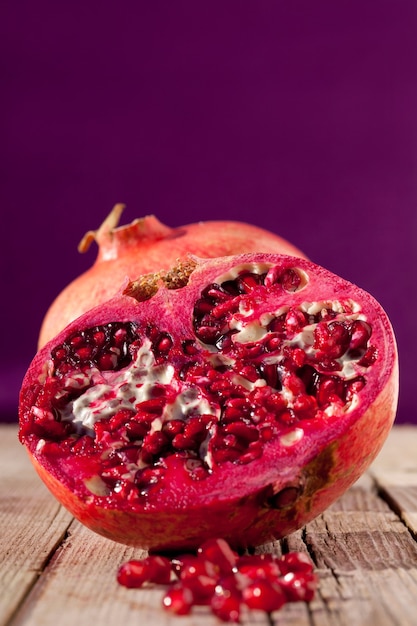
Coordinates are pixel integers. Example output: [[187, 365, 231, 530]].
[[1, 424, 417, 626]]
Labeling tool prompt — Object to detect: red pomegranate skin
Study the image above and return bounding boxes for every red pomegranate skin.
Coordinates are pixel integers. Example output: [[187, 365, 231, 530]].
[[20, 253, 398, 552], [38, 206, 306, 348]]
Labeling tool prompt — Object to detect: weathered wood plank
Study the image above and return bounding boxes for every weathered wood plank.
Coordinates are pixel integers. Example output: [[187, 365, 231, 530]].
[[368, 425, 417, 536], [0, 426, 73, 626], [2, 425, 417, 626], [9, 519, 273, 626], [283, 462, 417, 626]]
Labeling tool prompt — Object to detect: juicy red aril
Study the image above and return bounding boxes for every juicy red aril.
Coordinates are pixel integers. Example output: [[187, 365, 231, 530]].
[[117, 555, 171, 588], [23, 261, 378, 506], [179, 556, 218, 580], [180, 575, 217, 605], [242, 579, 286, 612], [350, 319, 372, 350], [146, 555, 172, 584], [197, 538, 237, 575], [117, 560, 149, 588], [52, 322, 137, 375], [236, 554, 281, 580], [279, 571, 318, 602], [280, 551, 314, 574], [117, 539, 317, 620], [211, 588, 241, 623], [162, 584, 194, 615]]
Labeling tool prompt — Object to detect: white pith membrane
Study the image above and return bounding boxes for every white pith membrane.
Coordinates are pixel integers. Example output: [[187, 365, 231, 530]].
[[31, 262, 376, 499]]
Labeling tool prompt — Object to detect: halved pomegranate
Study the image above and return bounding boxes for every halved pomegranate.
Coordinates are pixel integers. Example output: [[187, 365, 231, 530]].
[[19, 253, 398, 551], [38, 204, 306, 347]]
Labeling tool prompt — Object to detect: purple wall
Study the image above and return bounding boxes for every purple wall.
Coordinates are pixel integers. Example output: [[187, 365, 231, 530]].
[[2, 2, 416, 424]]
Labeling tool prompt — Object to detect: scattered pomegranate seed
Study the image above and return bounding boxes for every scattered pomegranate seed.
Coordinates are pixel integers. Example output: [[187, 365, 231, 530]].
[[117, 538, 318, 621], [162, 584, 194, 615], [242, 578, 286, 612]]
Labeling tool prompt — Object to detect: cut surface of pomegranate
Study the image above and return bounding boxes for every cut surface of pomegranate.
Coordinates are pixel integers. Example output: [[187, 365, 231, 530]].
[[38, 204, 306, 347], [19, 253, 398, 551]]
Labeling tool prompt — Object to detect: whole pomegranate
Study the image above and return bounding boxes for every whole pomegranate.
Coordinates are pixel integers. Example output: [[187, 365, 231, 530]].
[[38, 204, 306, 348], [19, 253, 398, 552]]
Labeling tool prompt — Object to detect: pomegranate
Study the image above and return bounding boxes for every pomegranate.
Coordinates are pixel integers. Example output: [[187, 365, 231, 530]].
[[38, 204, 306, 348], [19, 253, 398, 552]]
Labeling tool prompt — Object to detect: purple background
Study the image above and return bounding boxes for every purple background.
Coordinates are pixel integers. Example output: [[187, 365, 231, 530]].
[[2, 1, 416, 424]]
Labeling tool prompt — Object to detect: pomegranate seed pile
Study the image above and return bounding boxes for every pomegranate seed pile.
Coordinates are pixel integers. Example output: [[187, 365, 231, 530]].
[[24, 264, 377, 502], [117, 538, 317, 622]]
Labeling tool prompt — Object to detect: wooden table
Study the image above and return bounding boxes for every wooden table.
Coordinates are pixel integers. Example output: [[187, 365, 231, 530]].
[[1, 424, 417, 626]]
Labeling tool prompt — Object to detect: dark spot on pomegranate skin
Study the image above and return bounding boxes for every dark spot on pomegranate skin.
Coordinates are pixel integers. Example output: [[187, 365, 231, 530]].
[[266, 485, 304, 510], [301, 443, 338, 511]]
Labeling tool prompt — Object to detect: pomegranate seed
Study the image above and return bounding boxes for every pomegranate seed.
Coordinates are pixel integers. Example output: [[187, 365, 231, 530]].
[[280, 268, 301, 292], [125, 418, 151, 440], [349, 320, 372, 350], [183, 415, 214, 441], [113, 327, 128, 346], [220, 279, 240, 296], [92, 329, 106, 346], [141, 430, 169, 456], [182, 339, 198, 355], [145, 323, 160, 342], [279, 571, 318, 602], [211, 588, 241, 623], [212, 447, 242, 464], [109, 409, 135, 432], [284, 346, 306, 368], [237, 272, 261, 293], [358, 345, 378, 367], [265, 334, 281, 352], [162, 584, 194, 615], [237, 554, 281, 580], [280, 552, 314, 574], [264, 265, 282, 287], [316, 376, 344, 407], [117, 559, 150, 588], [172, 432, 197, 451], [194, 298, 215, 318], [163, 419, 184, 438], [223, 421, 259, 444], [293, 394, 318, 420], [97, 352, 117, 370], [211, 299, 238, 320], [259, 363, 281, 389], [242, 579, 286, 612], [135, 397, 165, 414], [135, 467, 165, 491], [283, 373, 305, 395], [263, 391, 287, 413], [155, 333, 173, 355], [184, 457, 209, 480], [345, 376, 366, 400], [238, 440, 263, 463], [203, 283, 232, 301], [285, 308, 307, 333], [197, 538, 237, 575], [179, 556, 218, 580], [194, 325, 220, 344], [182, 575, 217, 605], [146, 555, 172, 584]]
